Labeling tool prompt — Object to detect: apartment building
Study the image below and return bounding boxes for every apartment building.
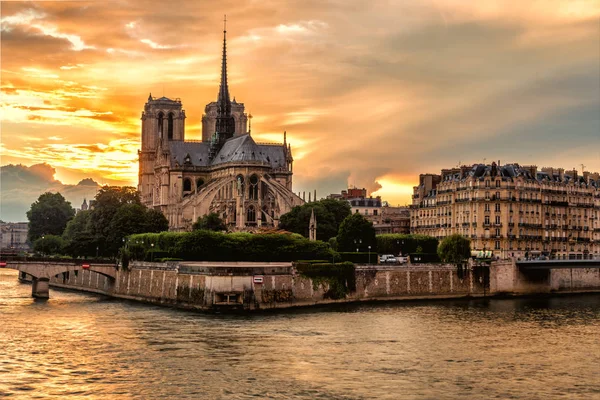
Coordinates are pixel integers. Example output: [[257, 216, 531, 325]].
[[411, 163, 600, 260]]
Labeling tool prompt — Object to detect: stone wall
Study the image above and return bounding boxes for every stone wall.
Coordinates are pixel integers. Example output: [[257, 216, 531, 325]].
[[44, 260, 600, 311]]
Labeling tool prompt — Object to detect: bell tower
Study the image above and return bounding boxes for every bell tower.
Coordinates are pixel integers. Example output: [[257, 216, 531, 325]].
[[138, 94, 186, 207]]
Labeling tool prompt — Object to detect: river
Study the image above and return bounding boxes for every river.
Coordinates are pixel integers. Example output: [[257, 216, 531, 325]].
[[1, 269, 599, 399]]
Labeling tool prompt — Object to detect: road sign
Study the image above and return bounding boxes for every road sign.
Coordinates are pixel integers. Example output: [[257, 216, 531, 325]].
[[253, 276, 264, 284]]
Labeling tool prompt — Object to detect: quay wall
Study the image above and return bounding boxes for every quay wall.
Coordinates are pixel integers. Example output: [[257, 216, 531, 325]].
[[41, 260, 600, 311]]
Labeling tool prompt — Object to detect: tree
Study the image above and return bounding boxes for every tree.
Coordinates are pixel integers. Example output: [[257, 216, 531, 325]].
[[438, 234, 471, 265], [33, 234, 66, 256], [279, 199, 351, 241], [62, 210, 97, 257], [27, 192, 75, 241], [144, 208, 169, 233], [89, 186, 141, 256], [192, 213, 226, 232], [336, 213, 376, 252]]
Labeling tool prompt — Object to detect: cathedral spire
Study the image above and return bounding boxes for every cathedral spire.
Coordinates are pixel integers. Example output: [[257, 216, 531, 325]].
[[217, 15, 230, 106], [210, 15, 236, 160]]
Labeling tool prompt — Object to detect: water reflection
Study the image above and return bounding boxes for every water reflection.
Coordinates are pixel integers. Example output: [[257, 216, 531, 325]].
[[1, 269, 599, 399]]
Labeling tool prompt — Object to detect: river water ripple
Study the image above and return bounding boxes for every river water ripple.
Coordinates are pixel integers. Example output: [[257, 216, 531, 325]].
[[1, 269, 599, 399]]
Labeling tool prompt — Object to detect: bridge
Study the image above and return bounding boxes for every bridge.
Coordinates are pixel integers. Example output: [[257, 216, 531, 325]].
[[516, 259, 600, 270], [0, 261, 117, 299]]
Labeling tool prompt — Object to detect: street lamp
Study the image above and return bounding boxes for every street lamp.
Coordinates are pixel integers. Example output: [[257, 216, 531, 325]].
[[96, 246, 99, 259], [354, 239, 362, 253], [151, 243, 155, 262], [368, 245, 372, 264]]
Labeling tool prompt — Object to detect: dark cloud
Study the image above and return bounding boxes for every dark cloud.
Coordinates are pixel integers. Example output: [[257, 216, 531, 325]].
[[0, 163, 100, 222]]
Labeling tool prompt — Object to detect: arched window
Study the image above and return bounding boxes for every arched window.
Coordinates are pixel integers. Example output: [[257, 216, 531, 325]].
[[168, 112, 174, 140], [183, 178, 192, 192], [249, 174, 259, 200], [157, 112, 164, 137], [196, 178, 204, 191], [246, 206, 256, 223]]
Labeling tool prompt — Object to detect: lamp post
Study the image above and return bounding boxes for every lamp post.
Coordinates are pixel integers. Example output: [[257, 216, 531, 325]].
[[368, 245, 372, 264], [151, 243, 155, 262], [96, 246, 99, 259]]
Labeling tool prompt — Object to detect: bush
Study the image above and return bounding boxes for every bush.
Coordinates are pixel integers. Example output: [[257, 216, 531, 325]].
[[33, 235, 66, 256], [438, 234, 471, 265], [127, 231, 337, 262]]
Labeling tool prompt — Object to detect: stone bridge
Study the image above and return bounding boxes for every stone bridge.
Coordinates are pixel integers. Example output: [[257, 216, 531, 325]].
[[0, 261, 117, 299]]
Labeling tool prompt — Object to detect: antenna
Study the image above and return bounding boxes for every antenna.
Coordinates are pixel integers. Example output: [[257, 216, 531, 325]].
[[248, 112, 252, 135], [581, 163, 586, 173]]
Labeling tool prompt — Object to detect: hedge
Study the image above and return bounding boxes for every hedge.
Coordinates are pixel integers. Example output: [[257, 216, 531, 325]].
[[125, 230, 337, 262]]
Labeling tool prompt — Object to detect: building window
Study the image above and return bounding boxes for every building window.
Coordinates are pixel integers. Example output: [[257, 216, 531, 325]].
[[485, 216, 490, 225], [495, 216, 501, 224], [183, 178, 192, 192], [246, 206, 256, 223], [496, 180, 501, 188], [196, 178, 204, 191], [249, 174, 259, 200], [495, 241, 500, 249], [373, 210, 378, 216], [157, 112, 164, 137], [167, 112, 174, 140], [485, 203, 490, 212], [495, 203, 500, 212]]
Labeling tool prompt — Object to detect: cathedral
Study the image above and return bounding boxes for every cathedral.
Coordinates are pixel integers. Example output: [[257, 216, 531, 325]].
[[138, 25, 304, 231]]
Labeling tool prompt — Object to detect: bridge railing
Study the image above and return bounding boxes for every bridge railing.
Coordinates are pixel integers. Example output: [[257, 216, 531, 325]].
[[0, 255, 116, 265]]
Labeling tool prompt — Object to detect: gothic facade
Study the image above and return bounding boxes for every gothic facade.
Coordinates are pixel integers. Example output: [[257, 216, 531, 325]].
[[138, 26, 303, 231]]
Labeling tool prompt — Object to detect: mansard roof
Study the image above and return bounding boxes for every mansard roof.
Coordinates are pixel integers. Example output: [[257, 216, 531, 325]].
[[168, 134, 287, 170]]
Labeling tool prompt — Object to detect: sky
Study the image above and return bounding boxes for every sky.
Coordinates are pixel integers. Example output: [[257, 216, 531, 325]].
[[1, 0, 599, 214]]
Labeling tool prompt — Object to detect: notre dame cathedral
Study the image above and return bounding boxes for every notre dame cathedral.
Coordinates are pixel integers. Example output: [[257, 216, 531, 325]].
[[138, 25, 304, 231]]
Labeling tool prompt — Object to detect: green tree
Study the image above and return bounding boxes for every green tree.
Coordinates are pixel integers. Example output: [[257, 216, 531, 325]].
[[144, 208, 169, 233], [279, 199, 351, 241], [33, 234, 66, 256], [192, 213, 227, 232], [62, 210, 97, 257], [26, 192, 75, 241], [438, 234, 471, 265], [336, 213, 376, 252], [89, 186, 140, 256]]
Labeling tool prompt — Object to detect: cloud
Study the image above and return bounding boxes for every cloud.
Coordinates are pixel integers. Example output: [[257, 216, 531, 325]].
[[0, 163, 100, 222], [0, 0, 598, 207]]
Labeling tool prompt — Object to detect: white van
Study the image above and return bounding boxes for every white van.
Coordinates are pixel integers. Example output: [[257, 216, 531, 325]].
[[379, 254, 398, 264]]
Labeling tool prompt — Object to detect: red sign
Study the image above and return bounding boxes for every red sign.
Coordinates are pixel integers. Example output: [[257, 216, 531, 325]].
[[253, 276, 264, 284], [82, 264, 90, 269], [0, 262, 6, 267]]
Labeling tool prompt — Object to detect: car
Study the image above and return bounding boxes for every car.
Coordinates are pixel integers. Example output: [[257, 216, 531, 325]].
[[379, 254, 398, 264], [396, 256, 409, 264]]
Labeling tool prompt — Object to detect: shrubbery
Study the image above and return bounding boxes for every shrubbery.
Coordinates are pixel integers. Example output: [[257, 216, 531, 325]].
[[296, 261, 356, 299], [125, 230, 337, 262], [338, 252, 375, 264]]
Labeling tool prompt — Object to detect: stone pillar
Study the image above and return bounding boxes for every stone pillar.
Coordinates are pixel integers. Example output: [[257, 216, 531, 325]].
[[32, 277, 50, 299]]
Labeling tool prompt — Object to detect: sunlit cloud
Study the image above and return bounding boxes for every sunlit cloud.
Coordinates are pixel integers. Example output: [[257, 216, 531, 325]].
[[0, 0, 598, 208]]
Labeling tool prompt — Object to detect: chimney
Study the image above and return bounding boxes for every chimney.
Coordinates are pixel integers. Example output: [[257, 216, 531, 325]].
[[314, 189, 317, 202], [308, 192, 311, 202], [303, 191, 305, 201]]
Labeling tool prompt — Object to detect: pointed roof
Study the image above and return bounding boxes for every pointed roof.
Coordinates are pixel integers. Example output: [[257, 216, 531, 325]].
[[217, 15, 230, 107]]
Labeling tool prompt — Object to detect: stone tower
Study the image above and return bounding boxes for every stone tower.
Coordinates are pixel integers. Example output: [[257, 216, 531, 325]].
[[138, 94, 186, 205]]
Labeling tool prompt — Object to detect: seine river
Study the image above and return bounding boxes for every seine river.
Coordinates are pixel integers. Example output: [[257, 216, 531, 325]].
[[1, 269, 599, 399]]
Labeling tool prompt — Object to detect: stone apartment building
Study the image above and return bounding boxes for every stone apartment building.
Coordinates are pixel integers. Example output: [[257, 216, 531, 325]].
[[411, 163, 600, 260], [328, 188, 410, 234]]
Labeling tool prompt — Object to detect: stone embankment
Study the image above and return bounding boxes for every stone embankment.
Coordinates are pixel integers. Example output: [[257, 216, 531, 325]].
[[40, 259, 600, 311]]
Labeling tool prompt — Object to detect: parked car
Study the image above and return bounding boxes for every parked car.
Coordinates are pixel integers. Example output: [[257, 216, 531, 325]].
[[396, 256, 409, 264], [379, 254, 398, 264]]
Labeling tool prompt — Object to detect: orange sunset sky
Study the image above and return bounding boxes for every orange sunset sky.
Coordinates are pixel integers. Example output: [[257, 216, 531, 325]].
[[1, 0, 599, 209]]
